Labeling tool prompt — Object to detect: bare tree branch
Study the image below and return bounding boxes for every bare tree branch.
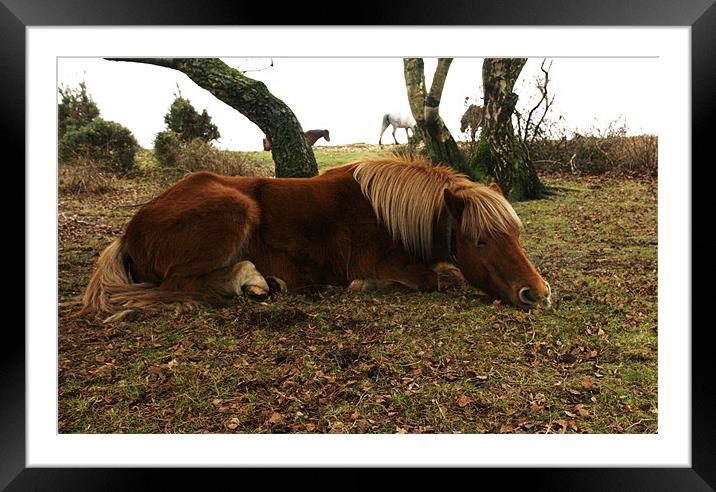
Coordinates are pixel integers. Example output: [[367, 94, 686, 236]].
[[514, 109, 525, 142], [523, 58, 553, 146], [529, 59, 554, 143]]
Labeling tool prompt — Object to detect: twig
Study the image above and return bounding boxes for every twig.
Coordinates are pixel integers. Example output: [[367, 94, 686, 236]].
[[119, 201, 149, 208], [59, 212, 93, 226], [624, 418, 657, 432], [522, 58, 554, 148], [532, 159, 563, 165], [238, 58, 274, 74], [433, 398, 446, 419]]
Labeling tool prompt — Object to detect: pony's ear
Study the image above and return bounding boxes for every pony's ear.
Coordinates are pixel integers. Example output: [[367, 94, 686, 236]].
[[489, 182, 504, 197], [443, 188, 465, 222]]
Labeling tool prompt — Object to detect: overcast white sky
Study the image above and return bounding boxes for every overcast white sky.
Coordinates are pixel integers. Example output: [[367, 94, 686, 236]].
[[57, 57, 658, 151]]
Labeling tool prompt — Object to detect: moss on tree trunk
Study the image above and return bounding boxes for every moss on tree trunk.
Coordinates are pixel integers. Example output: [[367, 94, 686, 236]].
[[468, 131, 494, 182], [108, 58, 318, 178], [481, 58, 545, 200]]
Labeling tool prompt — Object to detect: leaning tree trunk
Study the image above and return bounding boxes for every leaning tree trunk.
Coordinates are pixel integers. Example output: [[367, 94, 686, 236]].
[[107, 58, 317, 178], [482, 58, 545, 200], [404, 58, 474, 179]]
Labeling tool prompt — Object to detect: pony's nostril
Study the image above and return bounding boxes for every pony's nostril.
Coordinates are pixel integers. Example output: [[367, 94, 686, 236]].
[[519, 287, 538, 305]]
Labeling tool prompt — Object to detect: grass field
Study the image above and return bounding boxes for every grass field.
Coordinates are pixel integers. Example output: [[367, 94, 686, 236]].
[[58, 146, 657, 434], [244, 143, 381, 172]]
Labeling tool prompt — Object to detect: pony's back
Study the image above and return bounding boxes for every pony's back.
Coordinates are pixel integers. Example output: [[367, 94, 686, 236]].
[[386, 112, 415, 128]]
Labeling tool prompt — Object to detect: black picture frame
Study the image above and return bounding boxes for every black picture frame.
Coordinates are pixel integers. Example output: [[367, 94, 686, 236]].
[[9, 0, 709, 489]]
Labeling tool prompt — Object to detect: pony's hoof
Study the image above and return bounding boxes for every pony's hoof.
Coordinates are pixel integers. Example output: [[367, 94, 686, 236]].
[[347, 279, 365, 292], [434, 263, 467, 291], [266, 276, 287, 295], [243, 285, 269, 301]]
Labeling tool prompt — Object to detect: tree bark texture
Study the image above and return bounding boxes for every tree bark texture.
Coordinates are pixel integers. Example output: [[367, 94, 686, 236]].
[[482, 58, 545, 200], [403, 58, 473, 179], [107, 58, 318, 178]]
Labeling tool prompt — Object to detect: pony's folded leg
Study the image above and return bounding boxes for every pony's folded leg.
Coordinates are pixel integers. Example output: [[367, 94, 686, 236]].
[[232, 261, 270, 301], [362, 279, 397, 291], [159, 261, 271, 304], [373, 255, 439, 292], [431, 262, 467, 291], [346, 279, 406, 293]]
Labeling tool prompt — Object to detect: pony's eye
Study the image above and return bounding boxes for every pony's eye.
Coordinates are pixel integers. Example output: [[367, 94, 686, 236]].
[[476, 240, 487, 248]]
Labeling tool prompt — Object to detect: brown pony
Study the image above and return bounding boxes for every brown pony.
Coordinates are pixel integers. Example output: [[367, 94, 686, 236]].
[[460, 104, 484, 142], [263, 129, 330, 151], [81, 157, 550, 319]]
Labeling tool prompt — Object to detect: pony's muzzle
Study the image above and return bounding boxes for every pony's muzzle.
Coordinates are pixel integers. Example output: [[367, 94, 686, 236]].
[[518, 281, 552, 309], [518, 287, 539, 306]]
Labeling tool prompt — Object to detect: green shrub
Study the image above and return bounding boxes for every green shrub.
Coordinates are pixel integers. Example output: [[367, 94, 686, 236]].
[[153, 130, 182, 167], [164, 96, 220, 143], [58, 81, 100, 138], [171, 138, 218, 171], [59, 118, 139, 174], [466, 133, 493, 182]]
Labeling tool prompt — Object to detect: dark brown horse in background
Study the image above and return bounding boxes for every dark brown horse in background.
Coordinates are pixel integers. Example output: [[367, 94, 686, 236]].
[[81, 157, 551, 320], [263, 129, 330, 151]]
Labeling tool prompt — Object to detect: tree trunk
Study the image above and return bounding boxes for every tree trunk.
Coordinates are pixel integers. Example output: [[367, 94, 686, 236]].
[[403, 58, 473, 179], [481, 58, 545, 200], [107, 58, 317, 178]]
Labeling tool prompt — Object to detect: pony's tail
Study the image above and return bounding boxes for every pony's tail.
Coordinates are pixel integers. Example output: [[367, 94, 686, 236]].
[[380, 113, 390, 132], [78, 237, 222, 322], [80, 237, 131, 316]]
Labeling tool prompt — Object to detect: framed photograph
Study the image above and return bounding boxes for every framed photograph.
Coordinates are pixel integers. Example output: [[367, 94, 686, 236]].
[[11, 0, 710, 488]]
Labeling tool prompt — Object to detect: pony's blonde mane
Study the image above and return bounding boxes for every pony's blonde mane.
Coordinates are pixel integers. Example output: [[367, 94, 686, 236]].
[[351, 157, 521, 259]]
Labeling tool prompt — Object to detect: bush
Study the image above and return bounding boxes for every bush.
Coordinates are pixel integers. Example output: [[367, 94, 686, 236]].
[[153, 130, 182, 167], [171, 138, 218, 171], [59, 118, 139, 174], [463, 114, 657, 178], [164, 96, 220, 143], [622, 135, 658, 176], [58, 81, 100, 138], [211, 150, 273, 177], [153, 134, 271, 177], [528, 133, 658, 177], [59, 158, 116, 196]]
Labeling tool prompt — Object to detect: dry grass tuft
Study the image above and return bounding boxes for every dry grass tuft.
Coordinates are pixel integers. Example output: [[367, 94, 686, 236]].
[[162, 139, 274, 178], [59, 159, 117, 196]]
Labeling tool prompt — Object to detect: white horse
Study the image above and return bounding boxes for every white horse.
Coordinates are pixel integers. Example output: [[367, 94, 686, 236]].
[[379, 112, 416, 145]]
